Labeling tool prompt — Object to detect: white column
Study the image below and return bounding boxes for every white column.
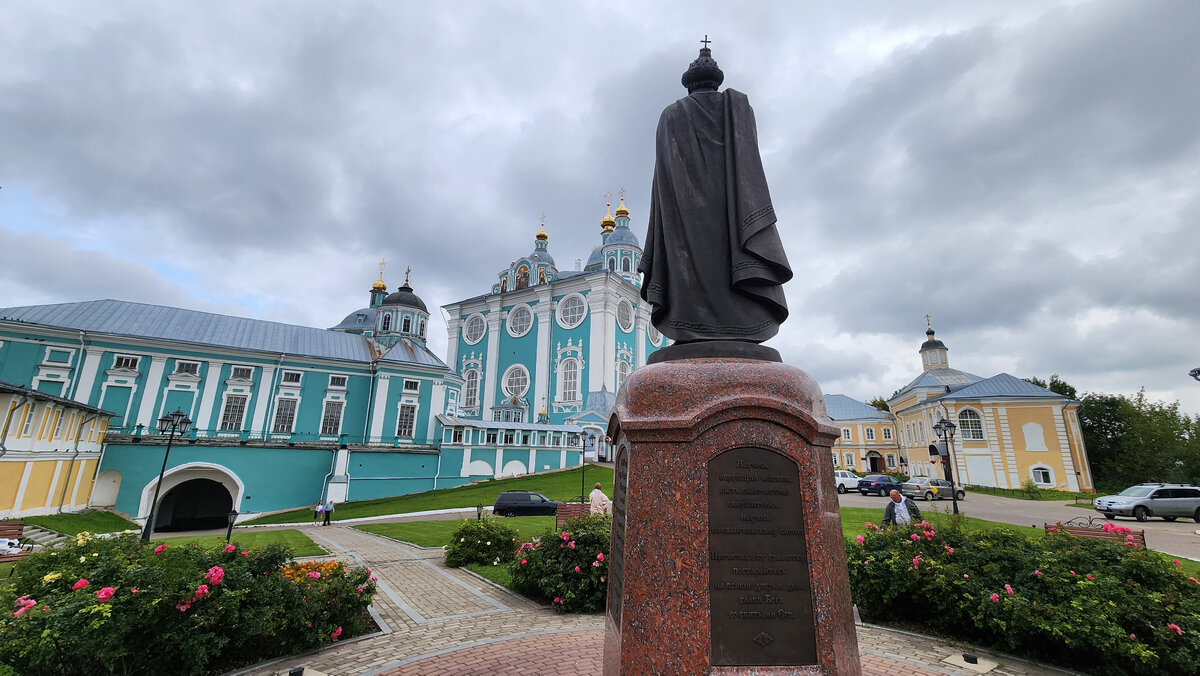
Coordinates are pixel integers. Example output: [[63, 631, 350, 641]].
[[134, 356, 168, 427], [634, 305, 650, 367], [195, 361, 226, 432], [72, 347, 105, 404], [249, 365, 277, 433], [587, 281, 609, 392], [494, 448, 502, 478], [445, 315, 462, 368], [533, 288, 553, 414], [370, 375, 391, 440], [482, 299, 503, 413], [427, 382, 445, 440]]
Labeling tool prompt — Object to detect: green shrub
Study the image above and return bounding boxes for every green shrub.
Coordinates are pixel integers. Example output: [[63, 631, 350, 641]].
[[847, 516, 1200, 675], [510, 514, 610, 613], [0, 532, 376, 675], [443, 518, 520, 568]]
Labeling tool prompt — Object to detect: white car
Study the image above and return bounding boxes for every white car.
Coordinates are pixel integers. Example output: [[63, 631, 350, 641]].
[[834, 470, 859, 494]]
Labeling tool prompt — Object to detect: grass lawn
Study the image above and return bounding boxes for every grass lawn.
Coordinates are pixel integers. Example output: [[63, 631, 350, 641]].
[[153, 529, 326, 557], [964, 485, 1089, 502], [357, 516, 557, 548], [15, 511, 139, 536], [244, 464, 614, 525], [464, 561, 513, 589]]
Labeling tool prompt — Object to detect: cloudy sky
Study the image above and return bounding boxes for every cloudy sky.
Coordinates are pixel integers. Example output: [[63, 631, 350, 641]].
[[2, 1, 1198, 413]]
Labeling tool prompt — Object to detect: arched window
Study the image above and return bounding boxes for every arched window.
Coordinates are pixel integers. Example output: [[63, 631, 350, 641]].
[[957, 409, 985, 440], [402, 316, 412, 333], [621, 257, 631, 272], [381, 314, 392, 332], [418, 318, 426, 337], [607, 258, 616, 272], [463, 370, 480, 409], [616, 360, 630, 392], [560, 359, 580, 402]]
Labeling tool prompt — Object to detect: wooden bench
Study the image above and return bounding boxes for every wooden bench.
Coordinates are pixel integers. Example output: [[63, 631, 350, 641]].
[[556, 502, 592, 530], [0, 520, 35, 570], [1044, 522, 1146, 548]]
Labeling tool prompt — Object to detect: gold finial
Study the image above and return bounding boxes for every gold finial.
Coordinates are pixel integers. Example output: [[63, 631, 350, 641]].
[[540, 396, 547, 416], [372, 258, 388, 291], [402, 265, 412, 288], [536, 212, 548, 240], [600, 192, 616, 231], [615, 187, 629, 218], [925, 314, 933, 330]]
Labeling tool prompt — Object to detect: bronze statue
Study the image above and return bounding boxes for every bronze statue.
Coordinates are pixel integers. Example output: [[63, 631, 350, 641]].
[[639, 42, 792, 357]]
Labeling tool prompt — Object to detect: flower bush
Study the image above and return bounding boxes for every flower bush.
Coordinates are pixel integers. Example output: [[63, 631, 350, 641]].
[[510, 514, 610, 613], [443, 518, 520, 568], [847, 515, 1200, 675], [0, 532, 376, 675]]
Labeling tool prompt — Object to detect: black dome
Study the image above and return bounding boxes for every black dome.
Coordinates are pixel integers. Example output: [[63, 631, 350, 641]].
[[382, 284, 427, 312]]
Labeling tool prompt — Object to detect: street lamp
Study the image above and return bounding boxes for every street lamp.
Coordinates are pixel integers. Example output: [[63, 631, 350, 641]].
[[141, 409, 193, 543], [933, 417, 960, 516], [226, 510, 238, 543], [1190, 367, 1200, 382]]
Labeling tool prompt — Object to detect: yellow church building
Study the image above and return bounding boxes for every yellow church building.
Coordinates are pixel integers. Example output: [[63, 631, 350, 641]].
[[887, 326, 1094, 492]]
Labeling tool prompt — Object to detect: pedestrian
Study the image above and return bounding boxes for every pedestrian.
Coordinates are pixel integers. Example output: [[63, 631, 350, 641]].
[[314, 500, 324, 526], [589, 482, 611, 516], [322, 499, 334, 526], [882, 489, 921, 527]]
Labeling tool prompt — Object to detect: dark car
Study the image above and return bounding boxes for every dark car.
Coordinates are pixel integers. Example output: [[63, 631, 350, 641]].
[[493, 490, 558, 517], [857, 474, 903, 497]]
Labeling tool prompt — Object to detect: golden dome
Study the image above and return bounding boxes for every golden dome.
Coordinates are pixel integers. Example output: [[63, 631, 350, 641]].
[[600, 201, 616, 231], [536, 214, 548, 241], [615, 196, 629, 218], [372, 258, 387, 292]]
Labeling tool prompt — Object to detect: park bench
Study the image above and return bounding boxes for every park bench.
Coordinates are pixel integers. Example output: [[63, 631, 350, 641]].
[[0, 520, 36, 571], [1044, 516, 1146, 548], [556, 502, 591, 530]]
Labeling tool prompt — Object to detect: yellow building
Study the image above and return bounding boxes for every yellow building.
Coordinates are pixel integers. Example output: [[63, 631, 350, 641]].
[[0, 381, 110, 518], [825, 394, 902, 474], [887, 327, 1094, 492]]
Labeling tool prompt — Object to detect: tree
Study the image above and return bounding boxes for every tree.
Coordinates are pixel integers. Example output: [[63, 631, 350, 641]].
[[867, 396, 890, 412], [1079, 389, 1199, 491], [1023, 374, 1078, 399]]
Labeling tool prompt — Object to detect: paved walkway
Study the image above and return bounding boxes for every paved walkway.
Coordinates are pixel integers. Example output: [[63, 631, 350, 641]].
[[239, 525, 1078, 676]]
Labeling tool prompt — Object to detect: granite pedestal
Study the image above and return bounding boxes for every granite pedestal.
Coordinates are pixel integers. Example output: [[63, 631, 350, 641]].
[[603, 359, 859, 675]]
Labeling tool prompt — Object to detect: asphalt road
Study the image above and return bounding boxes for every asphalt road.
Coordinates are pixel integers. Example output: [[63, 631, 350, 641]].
[[837, 489, 1200, 561]]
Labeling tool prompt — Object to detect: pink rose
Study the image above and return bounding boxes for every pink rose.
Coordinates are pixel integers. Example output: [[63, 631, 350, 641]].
[[72, 579, 89, 590], [154, 544, 167, 555], [520, 559, 527, 565], [176, 602, 191, 612], [596, 552, 604, 561], [600, 577, 604, 582], [1070, 571, 1076, 576], [990, 593, 999, 603], [1168, 623, 1182, 636], [568, 541, 576, 549], [368, 575, 378, 582], [205, 566, 225, 585], [195, 584, 209, 599], [308, 571, 321, 579], [944, 546, 954, 555], [95, 587, 115, 602], [224, 544, 236, 553], [1033, 570, 1043, 578], [1004, 584, 1014, 595], [963, 574, 969, 578], [909, 534, 920, 541], [1086, 574, 1095, 580], [574, 566, 581, 573], [593, 561, 600, 567], [1189, 577, 1198, 584], [331, 626, 343, 639], [240, 551, 249, 556], [856, 535, 865, 545], [1174, 559, 1182, 566], [912, 556, 921, 570], [1130, 633, 1136, 640], [131, 588, 140, 594], [553, 597, 561, 604]]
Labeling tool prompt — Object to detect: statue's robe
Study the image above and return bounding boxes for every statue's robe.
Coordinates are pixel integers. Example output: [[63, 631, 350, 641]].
[[639, 89, 792, 343]]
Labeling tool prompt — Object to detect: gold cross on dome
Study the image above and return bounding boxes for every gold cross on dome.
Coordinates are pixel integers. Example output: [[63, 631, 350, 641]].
[[540, 212, 547, 226], [604, 191, 612, 205], [377, 258, 387, 282], [405, 266, 411, 285], [618, 187, 626, 199], [925, 314, 932, 329]]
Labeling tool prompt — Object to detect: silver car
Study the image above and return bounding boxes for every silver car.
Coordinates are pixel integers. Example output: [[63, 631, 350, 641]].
[[900, 476, 965, 502], [1093, 483, 1200, 522]]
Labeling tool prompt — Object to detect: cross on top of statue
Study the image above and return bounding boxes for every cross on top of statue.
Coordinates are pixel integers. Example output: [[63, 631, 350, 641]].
[[701, 35, 711, 48]]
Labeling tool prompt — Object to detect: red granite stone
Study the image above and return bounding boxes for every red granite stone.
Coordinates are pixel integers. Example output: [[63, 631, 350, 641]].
[[603, 358, 860, 675]]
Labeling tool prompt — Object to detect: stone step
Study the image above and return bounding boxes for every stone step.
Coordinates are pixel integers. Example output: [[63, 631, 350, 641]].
[[22, 525, 70, 547]]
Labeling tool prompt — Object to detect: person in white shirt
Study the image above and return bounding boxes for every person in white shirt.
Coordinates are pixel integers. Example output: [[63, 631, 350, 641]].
[[589, 482, 611, 515], [882, 489, 921, 527]]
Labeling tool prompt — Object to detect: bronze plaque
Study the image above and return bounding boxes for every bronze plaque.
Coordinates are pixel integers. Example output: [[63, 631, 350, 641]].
[[607, 442, 629, 625], [708, 447, 816, 666]]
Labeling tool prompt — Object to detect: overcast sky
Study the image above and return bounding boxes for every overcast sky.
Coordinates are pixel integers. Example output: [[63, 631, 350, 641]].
[[2, 1, 1198, 414]]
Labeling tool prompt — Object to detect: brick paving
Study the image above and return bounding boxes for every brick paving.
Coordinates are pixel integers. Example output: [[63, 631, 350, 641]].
[[243, 525, 1078, 676]]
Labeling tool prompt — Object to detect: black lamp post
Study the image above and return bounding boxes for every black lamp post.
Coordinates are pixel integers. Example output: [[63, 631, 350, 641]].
[[141, 408, 193, 543], [476, 503, 484, 520], [1190, 367, 1200, 382], [226, 510, 238, 543], [933, 417, 960, 516]]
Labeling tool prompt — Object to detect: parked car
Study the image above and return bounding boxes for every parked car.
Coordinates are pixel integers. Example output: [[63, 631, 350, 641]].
[[834, 470, 860, 494], [493, 490, 558, 517], [900, 476, 965, 502], [857, 474, 903, 497], [1093, 483, 1200, 522]]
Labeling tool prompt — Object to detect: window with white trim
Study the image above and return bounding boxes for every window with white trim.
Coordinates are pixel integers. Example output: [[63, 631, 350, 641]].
[[52, 409, 64, 439], [886, 453, 898, 468], [1031, 466, 1053, 486], [281, 371, 302, 384], [464, 314, 486, 344], [219, 395, 248, 431], [419, 317, 426, 337], [174, 361, 199, 376], [463, 369, 480, 408], [329, 375, 347, 388], [882, 427, 893, 441], [621, 257, 632, 272], [20, 405, 34, 437], [503, 365, 530, 398], [511, 410, 522, 423], [831, 451, 839, 466], [231, 366, 253, 380], [957, 409, 984, 440], [320, 401, 344, 435], [607, 258, 616, 272], [503, 430, 515, 445], [113, 355, 139, 370], [560, 358, 580, 402], [865, 428, 876, 442], [844, 452, 855, 467], [452, 428, 464, 443], [403, 379, 421, 392], [381, 314, 392, 332], [507, 305, 533, 337], [272, 398, 298, 433], [402, 316, 412, 333], [841, 428, 851, 442], [396, 404, 416, 438], [617, 300, 633, 332], [616, 360, 630, 392], [486, 431, 498, 444], [556, 295, 587, 328]]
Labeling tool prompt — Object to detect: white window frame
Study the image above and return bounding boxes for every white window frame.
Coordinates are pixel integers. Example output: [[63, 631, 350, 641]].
[[419, 317, 426, 337], [841, 428, 851, 442], [402, 315, 412, 333], [463, 369, 480, 409], [463, 313, 487, 344], [558, 358, 581, 403], [555, 294, 588, 329], [843, 452, 855, 467], [219, 394, 249, 432], [396, 403, 418, 438], [381, 313, 392, 332], [403, 379, 421, 392], [112, 354, 140, 371], [957, 409, 985, 441], [882, 427, 893, 441], [886, 453, 898, 468], [328, 374, 348, 389], [174, 360, 200, 376], [503, 364, 530, 398], [617, 300, 634, 332], [281, 371, 302, 385], [621, 257, 632, 272], [615, 360, 630, 392], [320, 400, 345, 436], [271, 396, 299, 434], [230, 365, 253, 381], [20, 404, 35, 437], [506, 304, 534, 338], [865, 428, 876, 442], [1030, 464, 1054, 487]]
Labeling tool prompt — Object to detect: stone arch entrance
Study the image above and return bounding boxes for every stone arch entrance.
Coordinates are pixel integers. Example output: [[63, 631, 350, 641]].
[[866, 451, 883, 473], [154, 479, 232, 532]]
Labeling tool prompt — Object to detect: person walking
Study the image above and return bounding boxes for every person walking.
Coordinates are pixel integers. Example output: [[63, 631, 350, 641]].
[[882, 489, 921, 527], [589, 482, 611, 515], [313, 500, 325, 526], [322, 499, 334, 526]]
